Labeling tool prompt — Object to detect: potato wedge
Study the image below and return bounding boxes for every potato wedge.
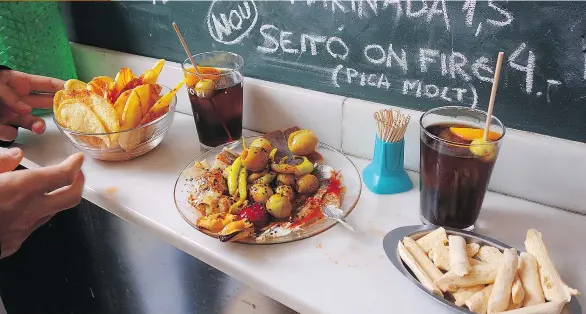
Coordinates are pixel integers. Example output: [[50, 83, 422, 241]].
[[121, 90, 143, 130], [133, 83, 162, 116], [87, 76, 114, 99], [113, 90, 132, 122], [58, 99, 110, 147], [112, 68, 136, 100], [140, 59, 165, 84], [140, 80, 184, 125], [64, 79, 87, 91]]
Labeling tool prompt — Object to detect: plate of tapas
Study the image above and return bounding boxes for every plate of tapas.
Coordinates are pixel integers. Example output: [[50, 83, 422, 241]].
[[174, 127, 361, 244]]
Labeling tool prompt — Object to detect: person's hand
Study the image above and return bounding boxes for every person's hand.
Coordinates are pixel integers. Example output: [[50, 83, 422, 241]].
[[0, 70, 64, 142], [0, 148, 85, 258]]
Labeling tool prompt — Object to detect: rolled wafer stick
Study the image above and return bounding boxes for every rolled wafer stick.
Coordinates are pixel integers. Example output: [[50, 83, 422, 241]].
[[402, 237, 443, 282], [525, 229, 579, 302], [398, 241, 443, 297], [518, 252, 545, 307], [449, 235, 472, 276], [495, 300, 565, 314], [436, 264, 498, 292], [488, 248, 519, 313], [466, 284, 494, 314]]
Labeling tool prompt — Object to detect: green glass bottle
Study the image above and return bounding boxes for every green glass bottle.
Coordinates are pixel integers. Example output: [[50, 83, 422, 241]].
[[0, 2, 77, 116]]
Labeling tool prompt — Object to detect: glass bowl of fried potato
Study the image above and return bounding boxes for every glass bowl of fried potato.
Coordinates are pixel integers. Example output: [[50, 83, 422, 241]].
[[53, 60, 185, 161]]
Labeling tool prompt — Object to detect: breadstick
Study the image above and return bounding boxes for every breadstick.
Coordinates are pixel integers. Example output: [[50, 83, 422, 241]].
[[477, 246, 503, 264], [436, 264, 498, 292], [488, 248, 518, 313], [433, 242, 486, 271], [416, 227, 448, 253], [466, 284, 493, 314], [495, 300, 565, 314], [467, 243, 481, 257], [518, 252, 545, 307], [507, 299, 522, 310], [525, 229, 579, 302], [511, 273, 525, 305], [449, 235, 471, 276], [403, 237, 443, 282], [398, 241, 443, 297], [475, 245, 525, 304], [453, 285, 484, 306]]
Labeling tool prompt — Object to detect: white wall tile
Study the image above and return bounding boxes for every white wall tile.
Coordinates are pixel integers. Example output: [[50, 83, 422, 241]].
[[243, 78, 344, 149], [342, 98, 586, 214]]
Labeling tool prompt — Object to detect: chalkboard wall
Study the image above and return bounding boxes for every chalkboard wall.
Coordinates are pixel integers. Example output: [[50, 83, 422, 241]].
[[61, 1, 586, 142]]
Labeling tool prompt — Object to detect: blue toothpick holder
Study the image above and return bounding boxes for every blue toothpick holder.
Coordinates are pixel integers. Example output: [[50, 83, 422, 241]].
[[362, 135, 413, 195]]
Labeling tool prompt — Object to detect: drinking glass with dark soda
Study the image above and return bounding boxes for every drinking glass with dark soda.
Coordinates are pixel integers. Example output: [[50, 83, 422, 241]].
[[182, 51, 244, 149], [419, 106, 505, 230]]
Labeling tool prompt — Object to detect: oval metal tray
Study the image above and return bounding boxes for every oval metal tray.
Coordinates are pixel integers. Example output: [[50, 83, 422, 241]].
[[382, 225, 582, 314]]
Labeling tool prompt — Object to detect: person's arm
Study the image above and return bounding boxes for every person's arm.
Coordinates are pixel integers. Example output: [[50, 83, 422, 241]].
[[0, 65, 18, 148]]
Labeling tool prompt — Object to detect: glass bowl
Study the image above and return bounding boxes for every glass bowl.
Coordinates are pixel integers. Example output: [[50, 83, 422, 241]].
[[54, 86, 177, 162], [174, 136, 362, 244]]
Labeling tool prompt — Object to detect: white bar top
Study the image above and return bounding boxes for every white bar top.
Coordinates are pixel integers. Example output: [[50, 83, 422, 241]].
[[7, 112, 585, 314]]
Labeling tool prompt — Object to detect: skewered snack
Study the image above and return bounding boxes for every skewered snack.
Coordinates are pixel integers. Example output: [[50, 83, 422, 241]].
[[188, 128, 346, 243]]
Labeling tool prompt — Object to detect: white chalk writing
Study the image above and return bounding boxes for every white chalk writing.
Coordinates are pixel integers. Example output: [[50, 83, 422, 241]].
[[207, 0, 258, 45], [207, 0, 569, 108]]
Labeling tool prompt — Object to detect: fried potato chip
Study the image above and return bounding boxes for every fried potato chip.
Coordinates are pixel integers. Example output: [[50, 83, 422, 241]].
[[58, 99, 110, 147], [76, 135, 104, 149], [64, 79, 87, 91], [53, 90, 65, 113], [113, 90, 132, 121], [85, 92, 121, 143], [121, 90, 143, 130], [140, 59, 165, 85], [140, 80, 184, 125], [87, 76, 114, 99], [53, 89, 93, 120], [112, 68, 136, 101], [133, 84, 162, 116]]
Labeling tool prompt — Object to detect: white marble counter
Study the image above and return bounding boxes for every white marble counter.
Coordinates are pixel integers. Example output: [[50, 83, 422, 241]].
[[5, 112, 584, 314]]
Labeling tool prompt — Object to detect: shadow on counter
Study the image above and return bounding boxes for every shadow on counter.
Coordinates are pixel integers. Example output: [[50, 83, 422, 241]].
[[0, 196, 297, 314]]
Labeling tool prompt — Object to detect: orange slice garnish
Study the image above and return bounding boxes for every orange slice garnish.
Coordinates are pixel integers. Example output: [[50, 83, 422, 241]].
[[184, 66, 221, 87], [450, 127, 501, 141]]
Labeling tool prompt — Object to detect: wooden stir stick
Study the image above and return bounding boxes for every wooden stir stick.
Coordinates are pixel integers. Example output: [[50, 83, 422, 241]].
[[172, 22, 202, 79], [483, 52, 505, 141]]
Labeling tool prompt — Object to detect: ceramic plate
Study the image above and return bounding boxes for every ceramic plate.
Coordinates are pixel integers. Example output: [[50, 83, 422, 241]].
[[383, 225, 582, 314], [174, 136, 362, 244]]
